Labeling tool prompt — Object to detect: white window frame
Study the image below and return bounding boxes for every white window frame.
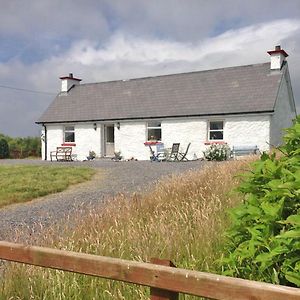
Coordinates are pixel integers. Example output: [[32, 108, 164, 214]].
[[147, 121, 162, 141], [208, 120, 224, 141], [64, 125, 75, 143]]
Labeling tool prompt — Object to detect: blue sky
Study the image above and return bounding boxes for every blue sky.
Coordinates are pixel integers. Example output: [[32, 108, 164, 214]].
[[0, 0, 300, 136]]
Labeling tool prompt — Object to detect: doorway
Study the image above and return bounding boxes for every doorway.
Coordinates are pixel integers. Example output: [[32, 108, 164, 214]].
[[104, 125, 115, 157]]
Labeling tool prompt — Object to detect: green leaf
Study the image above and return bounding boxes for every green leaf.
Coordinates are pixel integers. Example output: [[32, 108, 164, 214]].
[[277, 229, 300, 238], [220, 116, 300, 285], [267, 179, 282, 189], [261, 200, 283, 218], [285, 272, 300, 287], [281, 214, 300, 226]]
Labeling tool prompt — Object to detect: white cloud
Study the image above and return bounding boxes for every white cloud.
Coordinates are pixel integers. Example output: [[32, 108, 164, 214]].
[[63, 19, 300, 68], [0, 18, 300, 136]]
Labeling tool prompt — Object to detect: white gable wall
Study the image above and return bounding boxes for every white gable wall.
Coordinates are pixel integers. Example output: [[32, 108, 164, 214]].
[[46, 125, 63, 160], [270, 71, 296, 147]]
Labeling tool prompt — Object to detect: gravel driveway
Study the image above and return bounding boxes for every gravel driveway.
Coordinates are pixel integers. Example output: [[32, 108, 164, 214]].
[[0, 159, 206, 242]]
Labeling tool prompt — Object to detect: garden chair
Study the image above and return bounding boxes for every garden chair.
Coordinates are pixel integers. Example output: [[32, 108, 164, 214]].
[[167, 143, 180, 161], [148, 145, 166, 162], [178, 143, 191, 161]]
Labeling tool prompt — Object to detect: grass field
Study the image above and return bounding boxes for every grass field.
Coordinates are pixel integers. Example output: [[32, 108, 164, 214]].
[[0, 160, 253, 299], [0, 165, 95, 208]]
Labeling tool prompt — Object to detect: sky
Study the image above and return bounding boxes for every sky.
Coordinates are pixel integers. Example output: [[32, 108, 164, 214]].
[[0, 0, 300, 137]]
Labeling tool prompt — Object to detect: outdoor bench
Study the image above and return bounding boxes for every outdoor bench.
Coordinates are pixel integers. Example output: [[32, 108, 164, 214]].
[[50, 147, 73, 161], [231, 145, 260, 158]]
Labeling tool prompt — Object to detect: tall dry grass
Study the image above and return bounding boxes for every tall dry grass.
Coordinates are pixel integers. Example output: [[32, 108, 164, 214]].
[[0, 160, 253, 299]]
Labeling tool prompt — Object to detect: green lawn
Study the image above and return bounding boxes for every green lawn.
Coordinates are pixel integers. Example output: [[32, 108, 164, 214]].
[[0, 165, 95, 208]]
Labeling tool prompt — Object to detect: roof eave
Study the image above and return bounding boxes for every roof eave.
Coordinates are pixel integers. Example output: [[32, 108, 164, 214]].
[[36, 110, 275, 125]]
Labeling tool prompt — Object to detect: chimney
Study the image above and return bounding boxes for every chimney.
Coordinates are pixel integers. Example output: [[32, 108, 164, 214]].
[[59, 73, 82, 92], [267, 45, 288, 70]]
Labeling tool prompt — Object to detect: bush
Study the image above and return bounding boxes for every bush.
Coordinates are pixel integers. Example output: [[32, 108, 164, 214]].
[[0, 139, 9, 159], [220, 116, 300, 287], [203, 143, 230, 161], [0, 133, 41, 158]]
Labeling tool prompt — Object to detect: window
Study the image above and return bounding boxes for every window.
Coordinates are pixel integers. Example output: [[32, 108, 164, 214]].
[[64, 126, 75, 143], [208, 121, 223, 140], [106, 126, 114, 143], [147, 121, 161, 141]]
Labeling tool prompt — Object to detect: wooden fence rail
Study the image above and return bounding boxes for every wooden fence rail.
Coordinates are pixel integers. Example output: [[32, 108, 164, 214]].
[[0, 241, 299, 300]]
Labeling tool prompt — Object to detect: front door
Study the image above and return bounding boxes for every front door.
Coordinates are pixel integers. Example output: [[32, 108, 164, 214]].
[[104, 125, 115, 157]]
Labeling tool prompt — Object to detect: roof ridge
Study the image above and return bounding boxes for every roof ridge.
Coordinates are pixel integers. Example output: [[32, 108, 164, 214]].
[[78, 62, 271, 87]]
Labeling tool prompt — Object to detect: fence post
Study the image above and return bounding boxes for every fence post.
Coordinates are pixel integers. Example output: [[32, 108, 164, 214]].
[[150, 258, 179, 300]]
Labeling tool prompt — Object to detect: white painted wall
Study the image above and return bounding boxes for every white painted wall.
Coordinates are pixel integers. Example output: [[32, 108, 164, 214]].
[[225, 115, 270, 152], [114, 122, 149, 160], [44, 123, 101, 161], [270, 53, 286, 70], [75, 123, 101, 161], [113, 116, 270, 161], [270, 70, 296, 147], [43, 114, 273, 161], [61, 79, 80, 92], [114, 119, 208, 160], [46, 125, 63, 160], [162, 115, 270, 159], [162, 119, 207, 160]]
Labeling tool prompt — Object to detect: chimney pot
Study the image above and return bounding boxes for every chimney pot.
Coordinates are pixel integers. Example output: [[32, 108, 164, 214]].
[[275, 45, 281, 51], [69, 73, 73, 78]]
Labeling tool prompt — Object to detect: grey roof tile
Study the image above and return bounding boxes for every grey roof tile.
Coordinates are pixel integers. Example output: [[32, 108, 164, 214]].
[[37, 62, 283, 123]]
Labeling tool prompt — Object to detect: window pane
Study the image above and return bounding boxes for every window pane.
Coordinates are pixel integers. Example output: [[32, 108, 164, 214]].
[[210, 131, 223, 140], [148, 129, 161, 141], [65, 132, 75, 142], [106, 126, 114, 143], [148, 121, 161, 128], [210, 121, 223, 130]]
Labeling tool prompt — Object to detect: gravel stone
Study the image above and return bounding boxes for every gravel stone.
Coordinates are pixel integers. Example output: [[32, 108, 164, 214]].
[[0, 159, 207, 242]]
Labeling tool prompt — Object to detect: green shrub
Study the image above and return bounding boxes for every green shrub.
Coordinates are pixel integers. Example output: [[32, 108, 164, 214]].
[[203, 143, 230, 161], [0, 139, 9, 158], [220, 116, 300, 287], [0, 133, 41, 158]]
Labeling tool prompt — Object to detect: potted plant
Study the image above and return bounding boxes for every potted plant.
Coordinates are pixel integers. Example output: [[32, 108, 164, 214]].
[[87, 150, 96, 160]]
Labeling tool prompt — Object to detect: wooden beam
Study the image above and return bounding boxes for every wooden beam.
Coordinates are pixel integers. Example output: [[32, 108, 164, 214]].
[[150, 258, 178, 300], [0, 241, 299, 300]]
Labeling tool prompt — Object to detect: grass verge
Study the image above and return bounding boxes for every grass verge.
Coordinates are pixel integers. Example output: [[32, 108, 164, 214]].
[[0, 165, 95, 208], [0, 160, 253, 299]]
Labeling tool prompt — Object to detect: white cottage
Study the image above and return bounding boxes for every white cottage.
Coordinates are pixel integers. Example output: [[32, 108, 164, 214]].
[[37, 46, 297, 161]]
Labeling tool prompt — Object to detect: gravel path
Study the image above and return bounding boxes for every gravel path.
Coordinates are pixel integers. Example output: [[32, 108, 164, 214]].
[[0, 159, 206, 242]]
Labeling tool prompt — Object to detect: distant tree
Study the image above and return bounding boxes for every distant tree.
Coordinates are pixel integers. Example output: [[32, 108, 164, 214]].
[[0, 132, 41, 158], [0, 139, 9, 158]]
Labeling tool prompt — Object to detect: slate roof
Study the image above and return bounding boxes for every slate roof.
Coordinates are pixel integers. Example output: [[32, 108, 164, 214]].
[[37, 62, 284, 124]]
